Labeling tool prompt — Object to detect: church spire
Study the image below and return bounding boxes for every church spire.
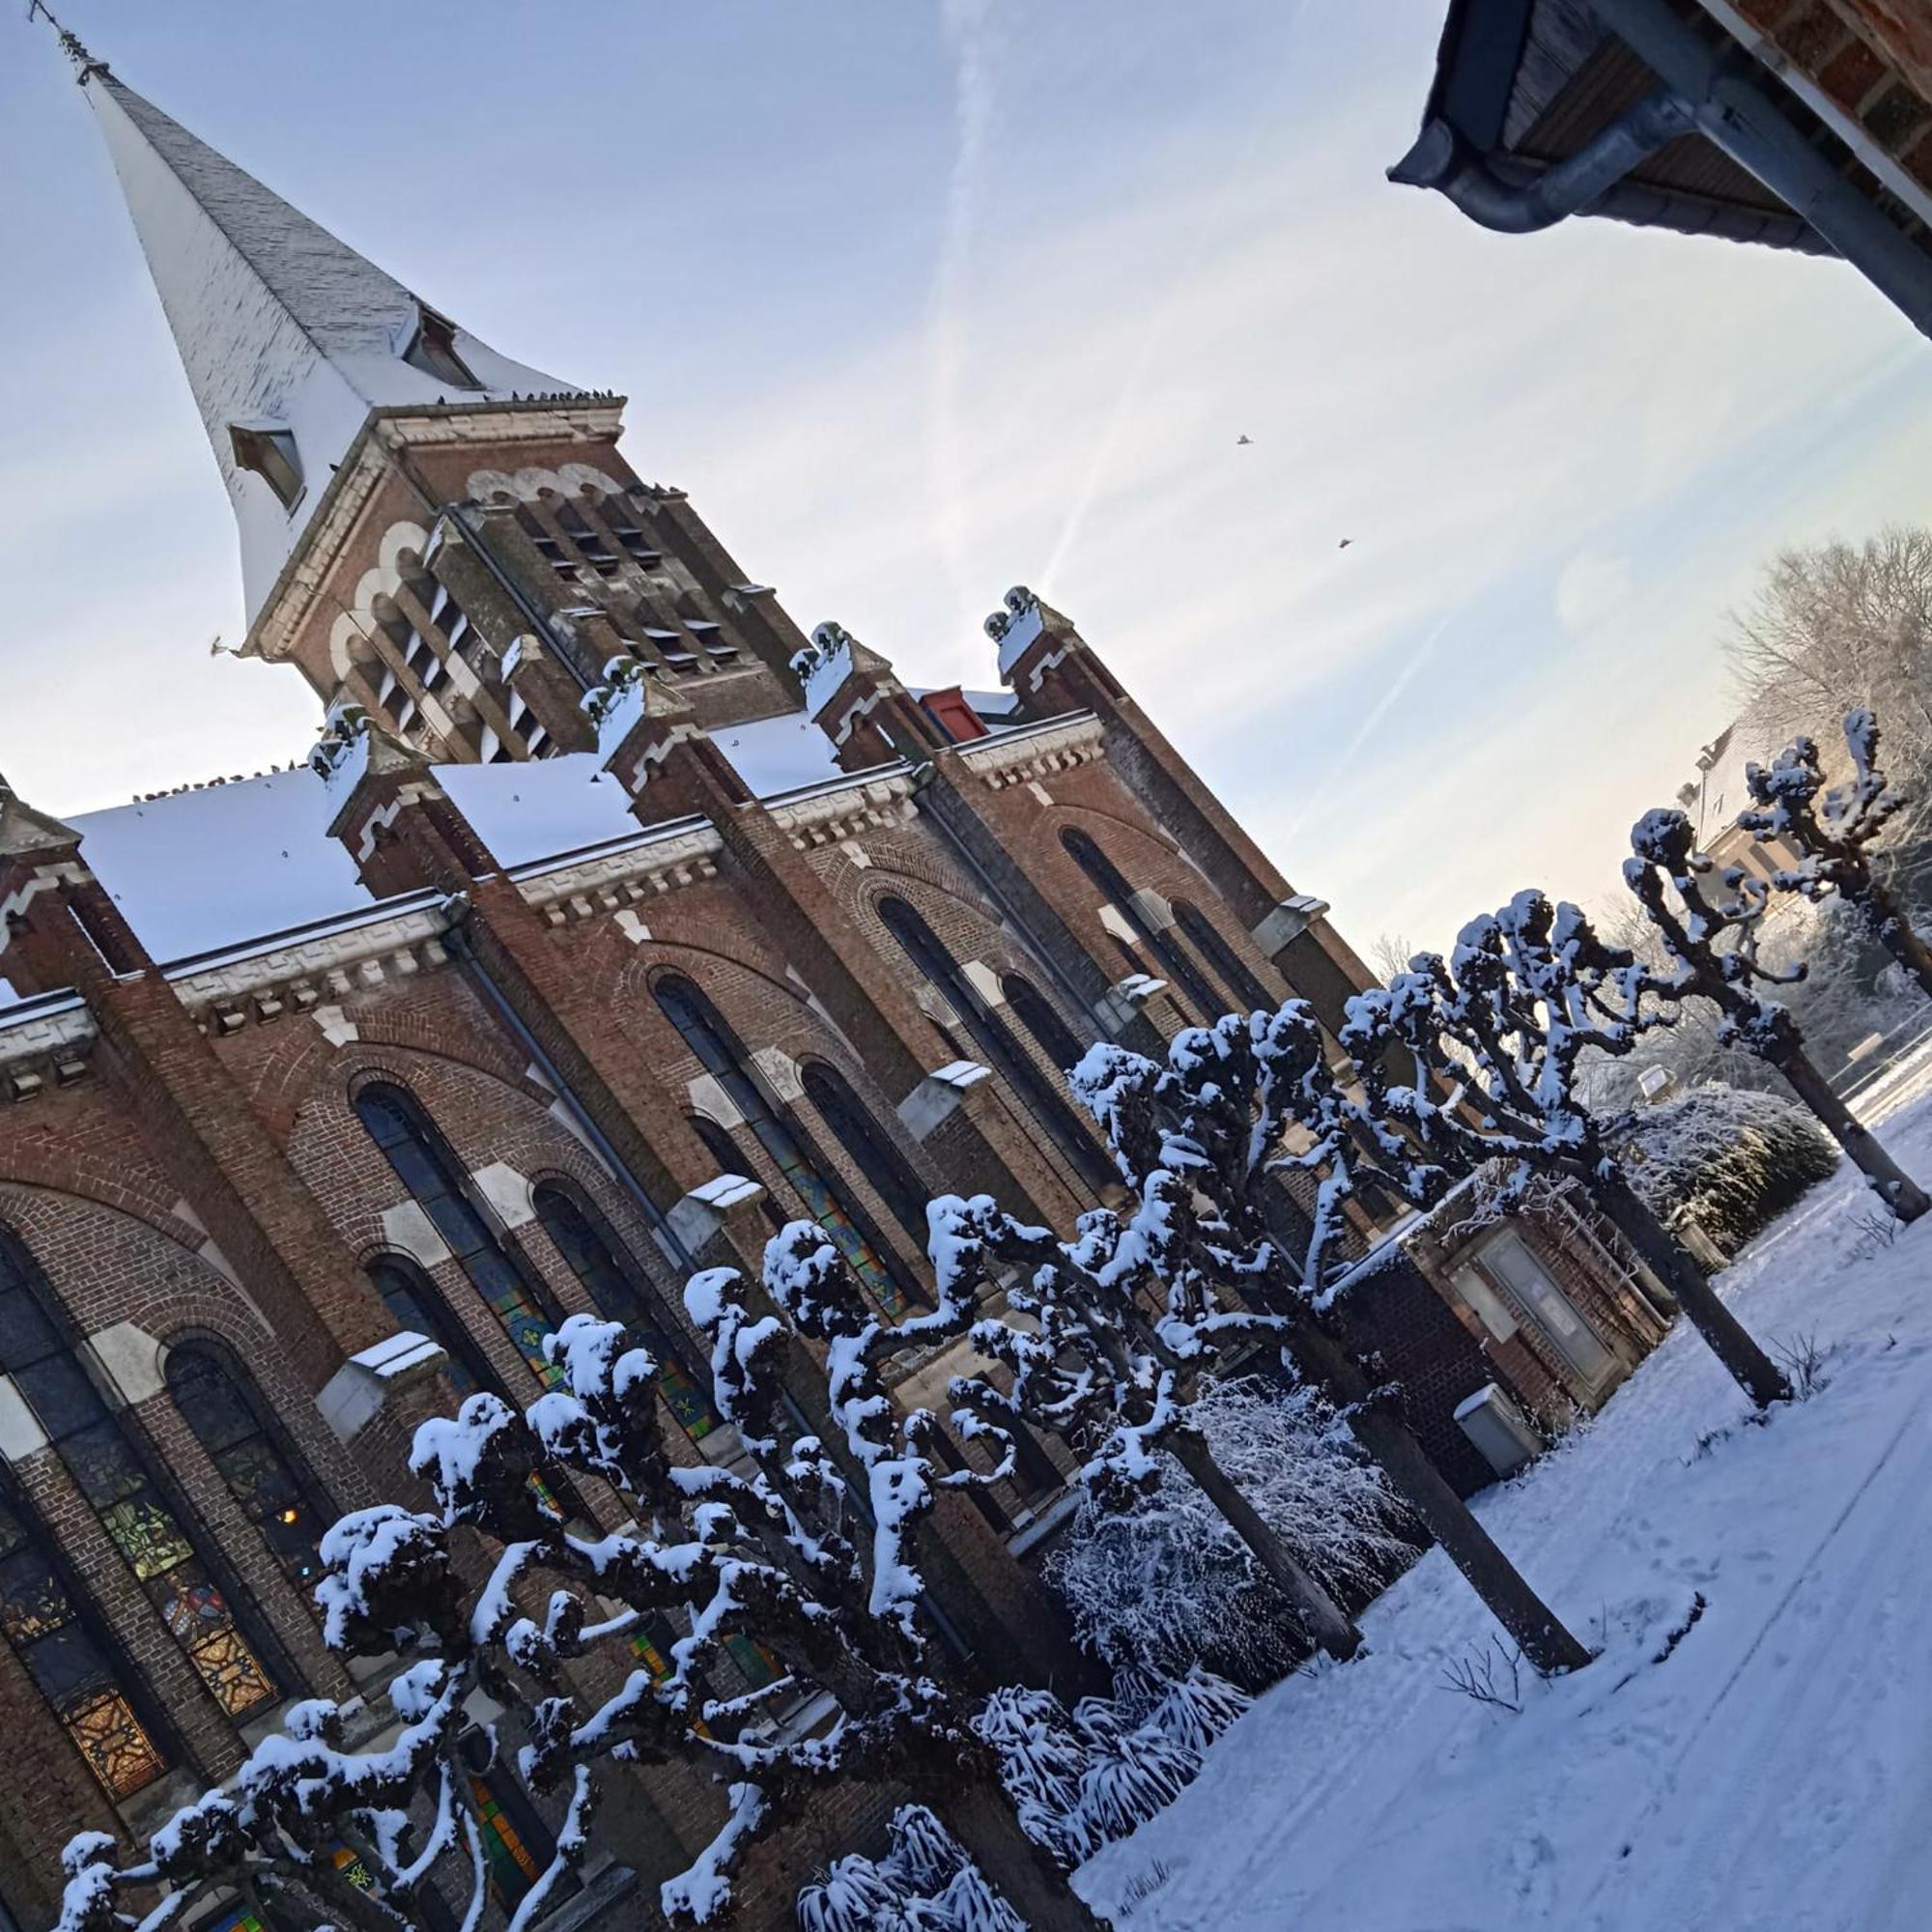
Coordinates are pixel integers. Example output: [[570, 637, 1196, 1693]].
[[70, 48, 579, 625]]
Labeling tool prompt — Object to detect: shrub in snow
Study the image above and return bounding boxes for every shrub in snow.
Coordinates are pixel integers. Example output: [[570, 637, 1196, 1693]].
[[1044, 1377, 1411, 1686], [1625, 1083, 1839, 1253], [968, 1666, 1248, 1869], [56, 1263, 1107, 1932], [795, 1805, 1025, 1932], [1626, 807, 1930, 1223]]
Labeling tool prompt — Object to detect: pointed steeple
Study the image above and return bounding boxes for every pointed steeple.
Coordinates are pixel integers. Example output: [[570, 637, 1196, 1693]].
[[77, 58, 579, 625]]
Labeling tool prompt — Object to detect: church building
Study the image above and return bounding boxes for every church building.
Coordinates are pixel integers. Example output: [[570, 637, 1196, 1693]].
[[0, 31, 1662, 1930]]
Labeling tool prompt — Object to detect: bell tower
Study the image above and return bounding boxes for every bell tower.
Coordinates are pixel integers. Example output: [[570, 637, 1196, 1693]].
[[71, 29, 820, 763]]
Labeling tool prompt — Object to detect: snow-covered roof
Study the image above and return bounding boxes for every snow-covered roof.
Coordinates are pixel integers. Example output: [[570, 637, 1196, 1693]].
[[49, 712, 854, 977], [85, 70, 578, 624], [709, 712, 847, 796], [71, 773, 374, 966]]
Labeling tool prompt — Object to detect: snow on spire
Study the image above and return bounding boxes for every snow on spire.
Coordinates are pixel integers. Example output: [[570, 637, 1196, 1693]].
[[76, 64, 582, 625]]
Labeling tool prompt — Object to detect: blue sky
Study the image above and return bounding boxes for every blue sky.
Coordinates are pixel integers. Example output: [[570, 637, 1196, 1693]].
[[2, 1, 1929, 954]]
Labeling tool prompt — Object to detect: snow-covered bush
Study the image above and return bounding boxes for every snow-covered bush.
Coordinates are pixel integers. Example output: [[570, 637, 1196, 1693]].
[[1043, 1377, 1411, 1686], [1625, 1083, 1840, 1253], [796, 1805, 1025, 1932], [791, 1670, 1248, 1927]]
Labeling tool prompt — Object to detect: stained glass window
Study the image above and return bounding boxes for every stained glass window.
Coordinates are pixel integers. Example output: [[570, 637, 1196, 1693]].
[[531, 1183, 720, 1441], [355, 1085, 568, 1388], [652, 976, 917, 1319], [0, 1473, 169, 1800], [0, 1229, 278, 1728], [875, 896, 1115, 1192], [469, 1772, 550, 1912], [168, 1344, 336, 1599]]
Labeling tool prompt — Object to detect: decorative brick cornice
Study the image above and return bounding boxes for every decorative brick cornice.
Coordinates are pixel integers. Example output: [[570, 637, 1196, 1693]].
[[166, 900, 451, 1037], [763, 771, 918, 848], [0, 993, 95, 1101], [951, 712, 1102, 788], [513, 818, 724, 924]]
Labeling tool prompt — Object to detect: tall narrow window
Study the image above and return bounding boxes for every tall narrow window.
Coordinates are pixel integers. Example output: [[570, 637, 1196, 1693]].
[[166, 1344, 337, 1594], [355, 1084, 569, 1389], [1174, 900, 1276, 1013], [531, 1183, 720, 1442], [876, 897, 1114, 1194], [363, 1256, 581, 1524], [0, 1467, 171, 1800], [0, 1232, 280, 1723], [366, 1255, 490, 1400], [800, 1062, 931, 1250], [1058, 829, 1221, 1022], [1000, 974, 1090, 1076], [652, 976, 918, 1318]]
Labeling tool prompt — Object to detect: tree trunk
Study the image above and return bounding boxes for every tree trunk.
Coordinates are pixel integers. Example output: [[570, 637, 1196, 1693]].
[[1864, 881, 1932, 1004], [1775, 1041, 1931, 1222], [1593, 1174, 1791, 1409], [1165, 1427, 1363, 1662], [927, 1775, 1113, 1930], [1280, 1321, 1592, 1675]]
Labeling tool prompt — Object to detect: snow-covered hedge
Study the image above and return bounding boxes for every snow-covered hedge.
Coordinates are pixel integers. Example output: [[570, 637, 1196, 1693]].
[[1041, 1378, 1412, 1687], [1624, 1083, 1839, 1252]]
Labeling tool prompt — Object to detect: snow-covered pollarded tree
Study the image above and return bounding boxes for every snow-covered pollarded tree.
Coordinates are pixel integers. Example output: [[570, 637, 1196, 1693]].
[[940, 1017, 1594, 1676], [1042, 1376, 1412, 1684], [1625, 807, 1930, 1222], [1341, 890, 1794, 1408], [56, 1290, 1110, 1932], [1742, 707, 1932, 1003], [933, 1172, 1369, 1666]]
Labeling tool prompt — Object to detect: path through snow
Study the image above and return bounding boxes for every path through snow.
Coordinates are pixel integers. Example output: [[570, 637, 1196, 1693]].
[[1078, 1086, 1932, 1932]]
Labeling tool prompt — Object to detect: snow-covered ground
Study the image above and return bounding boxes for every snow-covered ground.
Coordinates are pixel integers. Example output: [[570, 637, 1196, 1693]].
[[1079, 1076, 1932, 1932]]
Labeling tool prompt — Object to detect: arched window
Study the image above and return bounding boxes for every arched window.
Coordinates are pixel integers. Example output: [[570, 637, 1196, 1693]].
[[1174, 900, 1276, 1013], [531, 1183, 721, 1442], [167, 1344, 336, 1595], [365, 1255, 493, 1399], [355, 1083, 569, 1389], [800, 1062, 931, 1250], [0, 1230, 281, 1724], [0, 1465, 172, 1800], [1058, 828, 1221, 1022], [1000, 974, 1089, 1076], [653, 976, 919, 1318], [875, 897, 1114, 1194]]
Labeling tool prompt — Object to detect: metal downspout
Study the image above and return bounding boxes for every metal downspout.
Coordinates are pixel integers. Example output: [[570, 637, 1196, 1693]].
[[1390, 89, 1694, 232]]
